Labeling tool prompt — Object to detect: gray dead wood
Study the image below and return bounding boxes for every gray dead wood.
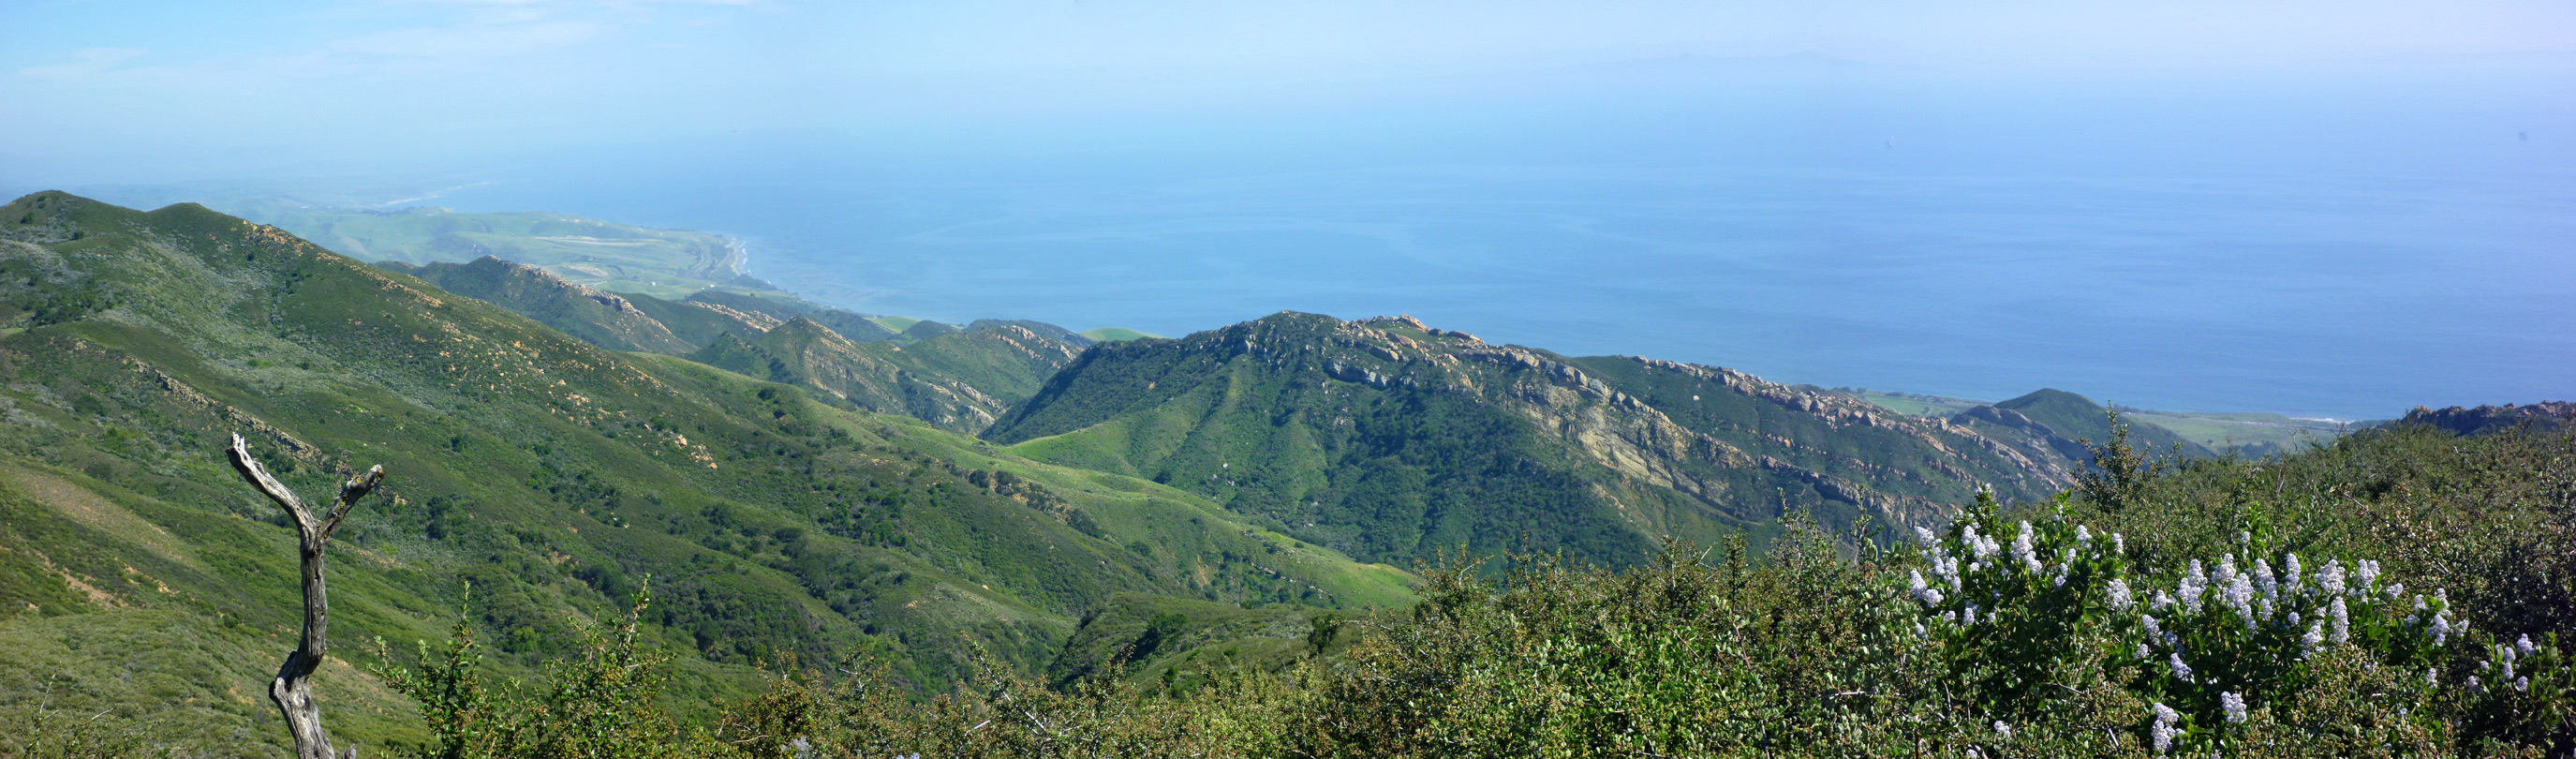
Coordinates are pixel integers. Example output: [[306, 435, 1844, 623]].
[[229, 433, 384, 759]]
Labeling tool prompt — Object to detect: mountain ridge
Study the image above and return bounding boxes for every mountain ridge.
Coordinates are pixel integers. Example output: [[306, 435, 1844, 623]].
[[987, 310, 2097, 568]]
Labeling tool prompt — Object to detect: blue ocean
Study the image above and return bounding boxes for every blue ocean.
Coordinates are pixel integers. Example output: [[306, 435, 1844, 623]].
[[412, 72, 2572, 422], [417, 156, 2567, 422]]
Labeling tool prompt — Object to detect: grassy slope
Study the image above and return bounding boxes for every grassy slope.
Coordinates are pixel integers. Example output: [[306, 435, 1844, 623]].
[[1846, 389, 1989, 418], [0, 192, 1411, 754], [399, 257, 1084, 433], [1991, 389, 2209, 456], [2118, 409, 2350, 454], [1077, 328, 1162, 343]]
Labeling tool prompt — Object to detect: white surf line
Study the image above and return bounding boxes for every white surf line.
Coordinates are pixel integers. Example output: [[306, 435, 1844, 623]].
[[373, 181, 494, 209]]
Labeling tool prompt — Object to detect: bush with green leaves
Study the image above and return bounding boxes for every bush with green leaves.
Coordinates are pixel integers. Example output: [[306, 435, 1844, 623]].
[[312, 424, 2576, 757], [1912, 486, 2570, 755], [370, 585, 691, 759]]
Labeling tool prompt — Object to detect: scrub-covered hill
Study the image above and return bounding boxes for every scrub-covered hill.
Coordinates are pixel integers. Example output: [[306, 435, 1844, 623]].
[[393, 256, 1090, 432]]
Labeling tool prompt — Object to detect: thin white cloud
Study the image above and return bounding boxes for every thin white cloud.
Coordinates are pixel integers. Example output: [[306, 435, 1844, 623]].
[[14, 47, 147, 81], [329, 19, 608, 59]]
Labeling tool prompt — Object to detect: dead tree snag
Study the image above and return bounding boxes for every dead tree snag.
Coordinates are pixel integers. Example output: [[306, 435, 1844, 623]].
[[229, 433, 384, 759]]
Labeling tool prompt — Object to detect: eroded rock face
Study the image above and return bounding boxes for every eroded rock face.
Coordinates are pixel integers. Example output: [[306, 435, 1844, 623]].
[[2401, 402, 2575, 437]]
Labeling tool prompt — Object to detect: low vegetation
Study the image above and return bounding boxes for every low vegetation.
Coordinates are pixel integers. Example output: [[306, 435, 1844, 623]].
[[22, 421, 2557, 757]]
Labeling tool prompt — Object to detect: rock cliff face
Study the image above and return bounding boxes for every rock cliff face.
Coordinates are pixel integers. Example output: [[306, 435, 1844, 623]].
[[986, 311, 2082, 568], [2400, 402, 2575, 437]]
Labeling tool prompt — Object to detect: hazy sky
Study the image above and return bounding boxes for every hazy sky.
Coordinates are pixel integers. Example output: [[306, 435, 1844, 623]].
[[7, 0, 2572, 185]]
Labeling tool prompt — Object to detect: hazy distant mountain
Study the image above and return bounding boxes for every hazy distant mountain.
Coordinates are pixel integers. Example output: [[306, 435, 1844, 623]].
[[226, 201, 751, 298]]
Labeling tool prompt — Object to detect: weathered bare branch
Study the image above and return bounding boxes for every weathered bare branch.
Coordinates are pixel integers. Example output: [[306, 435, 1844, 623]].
[[228, 432, 381, 759], [228, 433, 307, 523], [320, 466, 384, 542]]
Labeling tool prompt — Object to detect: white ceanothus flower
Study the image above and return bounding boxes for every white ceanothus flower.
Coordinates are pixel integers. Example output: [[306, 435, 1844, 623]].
[[2330, 596, 2350, 645], [2427, 667, 2440, 687], [1910, 571, 1946, 604], [2253, 557, 2277, 603], [2108, 579, 2135, 611], [1965, 524, 1999, 560], [2434, 614, 2453, 647], [2386, 582, 2406, 601], [1994, 721, 2012, 741], [2515, 677, 2530, 693], [2013, 521, 2042, 573], [2180, 560, 2208, 614], [2302, 621, 2325, 658], [2137, 642, 2154, 661], [2518, 634, 2536, 659], [1916, 526, 1938, 546], [2226, 573, 2258, 630], [2153, 590, 2175, 613], [2169, 652, 2195, 682], [2284, 553, 2303, 594], [2113, 532, 2125, 555], [2318, 559, 2347, 596], [2357, 559, 2381, 589], [2220, 691, 2247, 723], [2152, 704, 2181, 753], [2077, 525, 2092, 545]]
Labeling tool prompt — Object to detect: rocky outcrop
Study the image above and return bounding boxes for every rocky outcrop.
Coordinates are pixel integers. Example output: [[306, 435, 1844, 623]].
[[2400, 402, 2574, 437]]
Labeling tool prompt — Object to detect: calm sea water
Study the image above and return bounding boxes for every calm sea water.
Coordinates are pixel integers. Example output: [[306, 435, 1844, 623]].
[[431, 160, 2572, 421]]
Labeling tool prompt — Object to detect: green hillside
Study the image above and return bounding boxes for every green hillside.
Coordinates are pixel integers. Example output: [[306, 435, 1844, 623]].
[[397, 256, 1088, 433], [985, 313, 2083, 570], [1079, 327, 1162, 342], [2119, 409, 2349, 454], [1993, 388, 2210, 455], [1942, 389, 2214, 469], [0, 192, 1409, 754]]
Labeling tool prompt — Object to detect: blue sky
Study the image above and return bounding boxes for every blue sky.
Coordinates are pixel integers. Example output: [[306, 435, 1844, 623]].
[[6, 1, 2571, 185]]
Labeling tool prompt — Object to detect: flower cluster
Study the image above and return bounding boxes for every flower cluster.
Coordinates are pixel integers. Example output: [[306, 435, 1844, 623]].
[[2150, 703, 2181, 753], [1898, 498, 2556, 756]]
